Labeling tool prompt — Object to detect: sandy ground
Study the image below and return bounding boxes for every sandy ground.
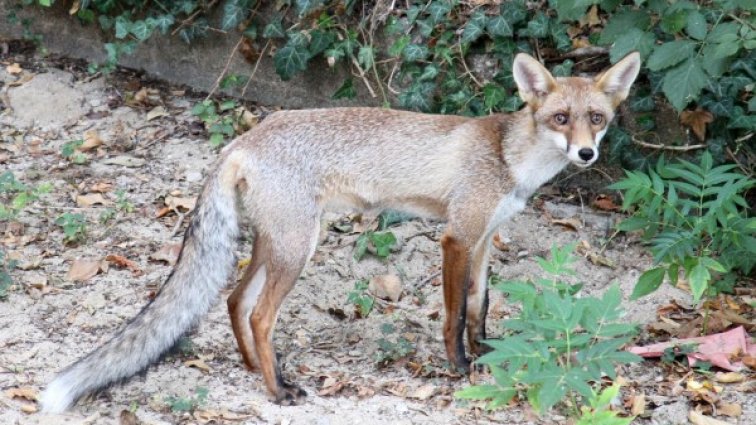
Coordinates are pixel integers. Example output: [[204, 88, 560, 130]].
[[0, 57, 752, 425]]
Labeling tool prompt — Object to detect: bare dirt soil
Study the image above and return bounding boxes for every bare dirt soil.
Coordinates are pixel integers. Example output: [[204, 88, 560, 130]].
[[0, 54, 752, 425]]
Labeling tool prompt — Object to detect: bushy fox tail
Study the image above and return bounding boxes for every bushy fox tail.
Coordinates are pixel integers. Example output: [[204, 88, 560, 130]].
[[40, 170, 240, 413]]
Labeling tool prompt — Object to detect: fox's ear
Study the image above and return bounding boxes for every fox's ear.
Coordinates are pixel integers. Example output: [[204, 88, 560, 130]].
[[513, 53, 557, 106], [595, 52, 641, 106]]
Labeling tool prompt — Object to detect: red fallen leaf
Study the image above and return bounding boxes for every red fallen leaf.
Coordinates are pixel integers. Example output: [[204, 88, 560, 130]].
[[680, 108, 714, 142], [628, 326, 756, 371], [592, 194, 622, 212], [105, 254, 142, 276]]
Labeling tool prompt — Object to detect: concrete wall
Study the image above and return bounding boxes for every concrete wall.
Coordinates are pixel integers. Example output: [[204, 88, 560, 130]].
[[0, 1, 381, 108]]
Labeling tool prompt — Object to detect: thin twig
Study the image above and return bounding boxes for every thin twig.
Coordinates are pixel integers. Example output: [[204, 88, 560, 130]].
[[351, 57, 378, 98], [171, 0, 219, 36], [170, 212, 186, 237], [632, 136, 707, 151], [205, 36, 245, 101], [552, 46, 610, 61], [241, 39, 271, 98], [458, 44, 483, 88]]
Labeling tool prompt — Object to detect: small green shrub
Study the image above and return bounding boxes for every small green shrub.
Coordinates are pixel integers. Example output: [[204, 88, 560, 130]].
[[456, 244, 641, 416], [354, 230, 397, 261], [576, 383, 633, 425], [0, 171, 51, 220], [610, 151, 755, 302], [346, 279, 374, 317], [55, 212, 87, 244], [165, 386, 208, 413], [374, 322, 415, 365], [191, 99, 239, 147], [0, 249, 17, 301], [60, 139, 88, 164]]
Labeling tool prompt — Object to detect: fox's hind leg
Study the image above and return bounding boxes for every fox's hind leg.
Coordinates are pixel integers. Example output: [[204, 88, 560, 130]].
[[227, 236, 270, 372], [250, 220, 320, 405]]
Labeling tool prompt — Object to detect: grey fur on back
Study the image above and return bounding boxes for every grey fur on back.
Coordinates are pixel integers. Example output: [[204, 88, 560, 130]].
[[40, 174, 240, 413]]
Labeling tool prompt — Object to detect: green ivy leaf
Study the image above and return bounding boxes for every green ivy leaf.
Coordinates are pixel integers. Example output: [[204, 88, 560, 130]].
[[525, 12, 550, 39], [483, 83, 506, 111], [610, 28, 655, 63], [685, 10, 707, 40], [662, 57, 707, 111], [115, 16, 130, 39], [332, 78, 356, 100], [221, 0, 251, 31], [399, 81, 435, 112], [427, 2, 452, 25], [388, 35, 410, 57], [500, 0, 527, 25], [262, 18, 285, 39], [154, 15, 175, 34], [461, 10, 487, 44], [274, 36, 311, 81], [631, 267, 666, 300], [358, 45, 375, 69], [647, 40, 697, 71], [308, 29, 334, 56], [130, 20, 152, 41], [551, 59, 573, 77], [402, 44, 429, 62], [486, 15, 513, 37]]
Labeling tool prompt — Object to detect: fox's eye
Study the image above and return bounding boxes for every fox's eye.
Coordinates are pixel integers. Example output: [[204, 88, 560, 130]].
[[591, 113, 604, 125], [554, 113, 568, 125]]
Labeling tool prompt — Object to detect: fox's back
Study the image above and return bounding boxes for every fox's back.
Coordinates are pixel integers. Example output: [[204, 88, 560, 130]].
[[226, 108, 510, 213]]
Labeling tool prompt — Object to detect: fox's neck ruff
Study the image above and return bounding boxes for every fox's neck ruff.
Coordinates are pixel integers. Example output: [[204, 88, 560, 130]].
[[503, 109, 571, 198]]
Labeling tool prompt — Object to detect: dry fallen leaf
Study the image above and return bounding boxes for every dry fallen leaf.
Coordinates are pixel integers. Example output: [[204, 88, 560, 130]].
[[105, 254, 142, 276], [592, 194, 622, 212], [150, 243, 183, 266], [164, 195, 197, 213], [76, 193, 109, 207], [717, 402, 742, 418], [20, 403, 37, 414], [90, 182, 114, 193], [580, 5, 601, 27], [193, 409, 255, 423], [80, 130, 104, 151], [689, 410, 735, 425], [409, 384, 436, 400], [184, 358, 212, 373], [6, 63, 22, 75], [551, 217, 581, 231], [630, 393, 646, 416], [5, 387, 38, 401], [66, 258, 103, 282], [119, 409, 140, 425], [713, 372, 745, 383], [680, 108, 714, 142], [146, 106, 169, 121], [369, 274, 402, 302], [492, 233, 509, 251]]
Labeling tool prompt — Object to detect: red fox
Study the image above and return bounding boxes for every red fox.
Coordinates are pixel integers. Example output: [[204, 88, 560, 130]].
[[41, 52, 641, 411]]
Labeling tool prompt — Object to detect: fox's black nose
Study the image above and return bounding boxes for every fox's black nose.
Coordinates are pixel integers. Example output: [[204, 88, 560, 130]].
[[578, 148, 594, 161]]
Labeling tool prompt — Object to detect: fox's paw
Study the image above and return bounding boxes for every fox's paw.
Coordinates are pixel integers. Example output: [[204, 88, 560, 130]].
[[274, 383, 307, 406]]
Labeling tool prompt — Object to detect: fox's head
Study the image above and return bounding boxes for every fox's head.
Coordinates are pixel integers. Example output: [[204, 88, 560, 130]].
[[512, 52, 641, 168]]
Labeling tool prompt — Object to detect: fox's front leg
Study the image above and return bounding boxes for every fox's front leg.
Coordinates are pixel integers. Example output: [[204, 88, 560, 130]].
[[440, 233, 472, 372], [466, 238, 492, 356]]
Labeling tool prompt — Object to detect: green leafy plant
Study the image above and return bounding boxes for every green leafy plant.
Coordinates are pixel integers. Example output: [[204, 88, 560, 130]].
[[456, 244, 641, 416], [374, 322, 415, 366], [609, 151, 755, 302], [100, 189, 135, 223], [165, 386, 208, 413], [0, 249, 17, 301], [191, 99, 240, 147], [354, 230, 397, 261], [346, 279, 374, 317], [55, 212, 87, 244], [576, 383, 633, 425], [60, 140, 88, 164], [0, 171, 52, 220]]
